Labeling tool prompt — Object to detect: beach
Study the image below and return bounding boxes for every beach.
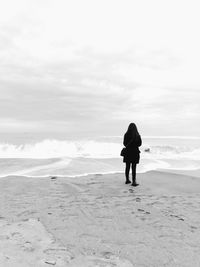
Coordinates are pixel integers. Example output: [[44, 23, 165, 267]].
[[0, 170, 200, 267], [1, 0, 200, 265]]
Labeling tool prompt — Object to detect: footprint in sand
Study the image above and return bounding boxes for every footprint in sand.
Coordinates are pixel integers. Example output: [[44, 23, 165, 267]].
[[44, 260, 56, 265], [136, 209, 151, 221], [169, 214, 184, 221], [22, 241, 34, 252], [137, 208, 145, 212], [190, 225, 198, 232], [129, 189, 134, 193], [101, 251, 114, 259], [137, 209, 151, 215], [43, 247, 73, 264], [50, 176, 57, 180]]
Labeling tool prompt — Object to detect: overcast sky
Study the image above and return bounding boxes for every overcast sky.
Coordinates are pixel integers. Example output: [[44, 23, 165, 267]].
[[0, 0, 200, 139]]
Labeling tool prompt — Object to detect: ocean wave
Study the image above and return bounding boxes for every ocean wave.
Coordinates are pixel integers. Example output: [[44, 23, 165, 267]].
[[0, 139, 200, 160], [142, 145, 200, 160], [0, 139, 121, 158]]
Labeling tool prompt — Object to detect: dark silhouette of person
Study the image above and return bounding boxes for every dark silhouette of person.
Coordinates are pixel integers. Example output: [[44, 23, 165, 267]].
[[123, 123, 142, 186]]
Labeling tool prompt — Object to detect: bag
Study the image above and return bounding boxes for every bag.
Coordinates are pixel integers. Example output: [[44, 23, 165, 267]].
[[120, 147, 126, 157]]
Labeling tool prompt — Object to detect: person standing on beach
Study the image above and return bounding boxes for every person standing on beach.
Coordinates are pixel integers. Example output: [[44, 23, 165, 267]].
[[123, 123, 142, 186]]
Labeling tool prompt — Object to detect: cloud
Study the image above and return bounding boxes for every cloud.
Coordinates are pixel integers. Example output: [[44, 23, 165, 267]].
[[0, 0, 200, 136], [0, 118, 41, 131]]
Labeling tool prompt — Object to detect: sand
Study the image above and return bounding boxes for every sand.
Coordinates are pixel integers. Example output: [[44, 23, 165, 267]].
[[0, 170, 200, 267]]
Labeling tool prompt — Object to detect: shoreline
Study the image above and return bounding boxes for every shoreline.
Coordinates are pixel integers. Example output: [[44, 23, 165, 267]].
[[0, 156, 200, 178], [1, 166, 200, 180]]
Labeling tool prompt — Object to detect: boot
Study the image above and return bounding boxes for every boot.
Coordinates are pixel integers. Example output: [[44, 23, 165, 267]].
[[131, 182, 139, 187], [131, 177, 139, 187], [125, 179, 131, 184]]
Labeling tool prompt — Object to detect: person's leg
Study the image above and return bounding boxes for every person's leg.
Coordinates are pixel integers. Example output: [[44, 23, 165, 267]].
[[125, 162, 131, 184], [131, 163, 139, 186]]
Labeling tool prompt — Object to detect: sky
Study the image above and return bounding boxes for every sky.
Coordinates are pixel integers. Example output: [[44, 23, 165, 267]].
[[0, 0, 200, 141]]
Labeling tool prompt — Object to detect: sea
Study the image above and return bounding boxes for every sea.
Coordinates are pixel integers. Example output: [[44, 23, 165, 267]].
[[0, 135, 200, 177]]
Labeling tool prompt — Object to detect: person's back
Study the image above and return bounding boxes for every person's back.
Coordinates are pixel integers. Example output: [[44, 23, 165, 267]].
[[122, 123, 142, 186], [124, 132, 142, 149]]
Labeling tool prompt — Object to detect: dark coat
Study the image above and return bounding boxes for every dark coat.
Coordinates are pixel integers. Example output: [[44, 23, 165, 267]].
[[123, 133, 142, 163]]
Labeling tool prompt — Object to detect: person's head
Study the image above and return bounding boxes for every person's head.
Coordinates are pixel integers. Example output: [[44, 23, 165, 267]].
[[127, 123, 139, 136]]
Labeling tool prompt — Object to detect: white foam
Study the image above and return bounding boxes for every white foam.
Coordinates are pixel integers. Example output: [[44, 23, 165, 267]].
[[0, 139, 200, 160], [0, 139, 122, 159], [0, 138, 199, 177]]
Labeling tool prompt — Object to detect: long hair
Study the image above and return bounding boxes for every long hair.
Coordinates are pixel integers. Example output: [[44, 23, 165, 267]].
[[126, 123, 140, 138]]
